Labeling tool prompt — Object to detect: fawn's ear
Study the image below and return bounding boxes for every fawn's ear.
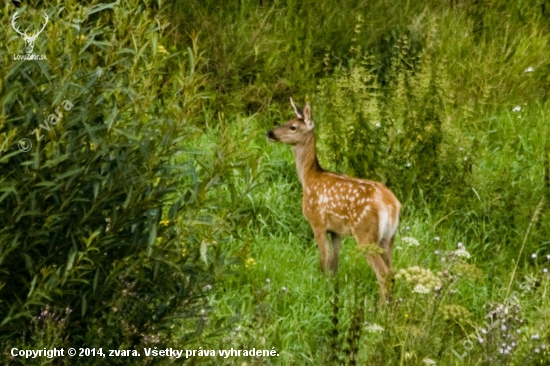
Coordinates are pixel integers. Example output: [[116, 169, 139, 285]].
[[290, 97, 304, 119], [303, 102, 314, 129]]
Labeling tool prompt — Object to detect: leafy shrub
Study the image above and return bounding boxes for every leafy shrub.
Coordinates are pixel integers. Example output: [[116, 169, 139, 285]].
[[315, 32, 469, 203], [0, 0, 235, 358]]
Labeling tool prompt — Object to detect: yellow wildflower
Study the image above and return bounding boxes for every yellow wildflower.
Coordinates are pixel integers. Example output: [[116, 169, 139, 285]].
[[157, 45, 169, 54]]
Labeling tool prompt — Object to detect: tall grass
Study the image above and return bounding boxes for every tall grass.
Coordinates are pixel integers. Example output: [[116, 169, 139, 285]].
[[172, 0, 550, 364]]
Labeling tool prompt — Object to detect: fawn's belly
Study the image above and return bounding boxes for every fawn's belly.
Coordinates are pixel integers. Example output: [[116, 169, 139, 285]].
[[324, 213, 354, 236], [303, 200, 355, 236]]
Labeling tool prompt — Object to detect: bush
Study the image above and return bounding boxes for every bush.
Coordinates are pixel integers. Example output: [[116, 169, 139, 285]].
[[0, 0, 233, 358], [315, 33, 469, 203]]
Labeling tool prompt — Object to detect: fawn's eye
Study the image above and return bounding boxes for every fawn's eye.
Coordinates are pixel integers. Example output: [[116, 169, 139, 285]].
[[289, 125, 296, 131]]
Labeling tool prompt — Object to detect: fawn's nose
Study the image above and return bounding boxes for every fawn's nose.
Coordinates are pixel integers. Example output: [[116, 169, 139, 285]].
[[266, 130, 277, 140]]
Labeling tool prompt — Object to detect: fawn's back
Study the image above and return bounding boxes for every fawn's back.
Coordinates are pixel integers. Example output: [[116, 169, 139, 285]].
[[303, 171, 400, 246]]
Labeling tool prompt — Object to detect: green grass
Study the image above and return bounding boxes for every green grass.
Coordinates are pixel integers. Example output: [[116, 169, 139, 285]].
[[180, 112, 549, 365]]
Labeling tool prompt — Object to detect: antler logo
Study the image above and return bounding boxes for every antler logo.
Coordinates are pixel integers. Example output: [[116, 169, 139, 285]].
[[11, 11, 49, 54]]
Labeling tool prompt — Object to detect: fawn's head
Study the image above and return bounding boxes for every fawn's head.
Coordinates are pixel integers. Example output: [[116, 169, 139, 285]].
[[266, 98, 314, 145]]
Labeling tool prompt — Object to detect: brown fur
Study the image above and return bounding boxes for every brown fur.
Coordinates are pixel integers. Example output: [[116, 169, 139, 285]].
[[266, 99, 401, 303]]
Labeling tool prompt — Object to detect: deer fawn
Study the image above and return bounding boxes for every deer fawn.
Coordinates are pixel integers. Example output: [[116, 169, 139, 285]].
[[266, 98, 401, 303]]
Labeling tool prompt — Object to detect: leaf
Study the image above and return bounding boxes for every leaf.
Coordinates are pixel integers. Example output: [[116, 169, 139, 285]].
[[66, 249, 77, 273], [0, 186, 16, 205], [153, 262, 160, 279], [200, 240, 208, 265], [27, 275, 38, 299], [81, 294, 87, 316], [86, 1, 119, 16], [111, 128, 140, 141], [93, 268, 100, 294], [54, 166, 83, 181], [148, 221, 157, 257]]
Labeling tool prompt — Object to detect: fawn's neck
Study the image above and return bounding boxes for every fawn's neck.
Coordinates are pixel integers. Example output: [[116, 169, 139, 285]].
[[292, 132, 323, 187]]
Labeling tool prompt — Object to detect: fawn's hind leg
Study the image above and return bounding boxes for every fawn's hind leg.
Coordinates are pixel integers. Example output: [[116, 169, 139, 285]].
[[381, 234, 395, 270], [353, 229, 390, 305]]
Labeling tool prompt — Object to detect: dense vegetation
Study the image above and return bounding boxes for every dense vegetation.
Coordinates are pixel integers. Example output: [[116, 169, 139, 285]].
[[1, 0, 549, 364]]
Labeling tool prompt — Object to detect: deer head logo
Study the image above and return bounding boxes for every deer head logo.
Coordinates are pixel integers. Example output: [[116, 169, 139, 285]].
[[11, 12, 49, 54]]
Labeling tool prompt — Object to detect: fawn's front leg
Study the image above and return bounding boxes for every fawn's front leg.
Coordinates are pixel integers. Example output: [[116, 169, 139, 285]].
[[312, 227, 330, 272], [329, 232, 341, 274]]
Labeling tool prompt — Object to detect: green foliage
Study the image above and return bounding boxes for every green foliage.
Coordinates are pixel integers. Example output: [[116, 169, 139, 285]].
[[315, 39, 457, 202], [0, 0, 239, 358], [168, 1, 550, 365]]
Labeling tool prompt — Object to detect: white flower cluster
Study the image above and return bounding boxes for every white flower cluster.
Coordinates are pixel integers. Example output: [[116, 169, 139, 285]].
[[402, 236, 420, 246], [455, 249, 471, 259], [455, 242, 471, 259], [413, 284, 431, 294], [395, 266, 443, 293], [364, 323, 385, 333]]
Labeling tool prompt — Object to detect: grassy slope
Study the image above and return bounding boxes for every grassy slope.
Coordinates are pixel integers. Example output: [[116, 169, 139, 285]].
[[182, 111, 549, 365], [172, 1, 550, 364]]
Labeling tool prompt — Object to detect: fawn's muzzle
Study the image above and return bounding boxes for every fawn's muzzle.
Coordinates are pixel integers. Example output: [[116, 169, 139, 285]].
[[266, 130, 278, 141]]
